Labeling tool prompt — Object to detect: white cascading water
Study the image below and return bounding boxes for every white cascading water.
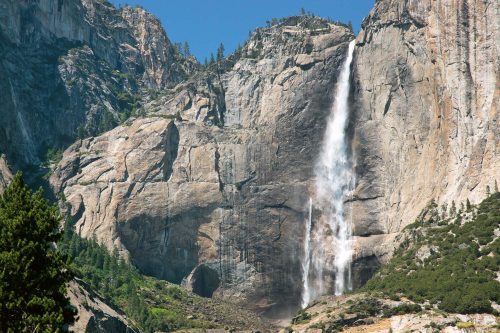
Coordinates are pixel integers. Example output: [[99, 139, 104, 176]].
[[302, 40, 356, 307], [301, 198, 313, 308]]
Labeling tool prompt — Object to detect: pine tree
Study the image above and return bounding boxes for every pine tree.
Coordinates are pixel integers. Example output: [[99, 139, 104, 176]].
[[449, 200, 456, 216], [174, 42, 182, 54], [466, 198, 472, 211], [76, 125, 86, 139], [0, 173, 76, 332], [103, 254, 111, 272], [183, 41, 190, 58], [216, 43, 225, 62]]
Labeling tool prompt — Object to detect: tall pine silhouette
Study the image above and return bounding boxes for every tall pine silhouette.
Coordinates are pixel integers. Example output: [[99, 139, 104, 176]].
[[0, 173, 76, 332]]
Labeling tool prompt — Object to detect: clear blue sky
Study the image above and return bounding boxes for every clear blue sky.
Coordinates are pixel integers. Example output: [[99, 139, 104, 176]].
[[109, 0, 374, 62]]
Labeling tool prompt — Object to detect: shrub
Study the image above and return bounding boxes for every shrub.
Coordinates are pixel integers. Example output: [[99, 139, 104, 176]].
[[347, 298, 381, 318], [363, 193, 500, 314], [292, 309, 312, 324], [382, 303, 421, 317]]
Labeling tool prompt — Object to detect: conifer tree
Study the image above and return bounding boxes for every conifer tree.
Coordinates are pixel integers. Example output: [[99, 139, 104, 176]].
[[449, 200, 456, 216], [216, 43, 225, 62], [0, 173, 76, 332], [183, 41, 190, 57]]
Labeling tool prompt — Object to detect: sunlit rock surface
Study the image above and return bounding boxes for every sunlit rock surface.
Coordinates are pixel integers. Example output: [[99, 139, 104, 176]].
[[349, 0, 499, 264], [51, 16, 355, 314]]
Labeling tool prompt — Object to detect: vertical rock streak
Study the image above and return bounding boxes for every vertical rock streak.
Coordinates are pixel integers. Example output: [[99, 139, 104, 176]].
[[303, 40, 355, 306]]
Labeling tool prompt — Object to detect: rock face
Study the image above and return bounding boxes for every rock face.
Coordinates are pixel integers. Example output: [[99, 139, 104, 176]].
[[288, 293, 499, 333], [68, 279, 136, 333], [0, 0, 196, 169], [349, 0, 499, 260], [49, 0, 500, 314], [21, 0, 497, 316], [0, 154, 13, 193], [51, 18, 355, 314]]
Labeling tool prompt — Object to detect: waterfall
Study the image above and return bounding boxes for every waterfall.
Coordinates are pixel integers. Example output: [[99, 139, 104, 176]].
[[9, 79, 36, 162], [302, 40, 355, 306], [301, 198, 313, 308], [316, 39, 355, 296]]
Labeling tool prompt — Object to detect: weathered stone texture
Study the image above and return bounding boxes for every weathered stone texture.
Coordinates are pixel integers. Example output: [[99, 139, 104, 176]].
[[349, 0, 499, 260], [51, 20, 355, 313]]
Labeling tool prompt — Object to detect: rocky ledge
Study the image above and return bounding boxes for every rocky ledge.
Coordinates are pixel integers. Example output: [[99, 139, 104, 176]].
[[68, 279, 137, 333]]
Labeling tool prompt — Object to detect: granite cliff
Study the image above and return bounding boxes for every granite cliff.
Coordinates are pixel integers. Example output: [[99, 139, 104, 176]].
[[50, 15, 356, 315], [46, 0, 500, 314], [0, 0, 196, 170], [349, 0, 499, 264], [0, 0, 497, 319]]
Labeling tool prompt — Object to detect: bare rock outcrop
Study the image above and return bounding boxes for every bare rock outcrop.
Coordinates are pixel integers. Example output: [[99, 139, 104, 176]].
[[349, 0, 499, 260], [288, 293, 499, 333], [0, 154, 13, 193], [68, 279, 136, 333]]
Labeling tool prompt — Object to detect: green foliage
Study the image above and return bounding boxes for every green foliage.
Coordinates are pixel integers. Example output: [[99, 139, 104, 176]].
[[274, 15, 343, 30], [292, 309, 312, 324], [216, 43, 225, 62], [173, 41, 192, 58], [76, 125, 87, 139], [308, 322, 325, 330], [182, 41, 191, 58], [382, 303, 421, 317], [346, 298, 381, 318], [116, 90, 140, 123], [43, 148, 64, 167], [336, 297, 421, 325], [59, 227, 217, 333], [363, 193, 500, 314], [99, 110, 117, 133], [456, 321, 474, 329], [0, 173, 76, 332]]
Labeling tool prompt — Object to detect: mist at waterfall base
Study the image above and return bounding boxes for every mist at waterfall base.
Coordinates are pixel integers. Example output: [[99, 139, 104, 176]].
[[301, 40, 356, 309]]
